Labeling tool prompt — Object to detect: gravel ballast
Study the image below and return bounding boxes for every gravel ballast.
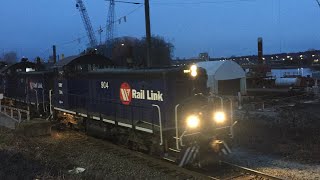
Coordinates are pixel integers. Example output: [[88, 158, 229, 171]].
[[0, 128, 172, 179], [226, 148, 320, 180]]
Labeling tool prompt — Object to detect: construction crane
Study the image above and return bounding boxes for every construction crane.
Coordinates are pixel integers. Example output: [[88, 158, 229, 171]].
[[106, 0, 115, 44], [316, 0, 320, 7], [76, 0, 98, 48]]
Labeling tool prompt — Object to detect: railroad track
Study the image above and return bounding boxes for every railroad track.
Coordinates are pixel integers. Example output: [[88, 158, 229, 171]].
[[50, 130, 284, 180], [69, 131, 214, 180], [201, 161, 284, 180]]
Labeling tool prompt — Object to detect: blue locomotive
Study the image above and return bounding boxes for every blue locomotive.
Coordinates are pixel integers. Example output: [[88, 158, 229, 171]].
[[1, 54, 234, 167]]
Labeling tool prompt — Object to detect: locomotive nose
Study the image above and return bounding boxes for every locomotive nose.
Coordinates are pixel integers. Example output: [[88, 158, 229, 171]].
[[210, 139, 231, 155], [178, 138, 232, 167]]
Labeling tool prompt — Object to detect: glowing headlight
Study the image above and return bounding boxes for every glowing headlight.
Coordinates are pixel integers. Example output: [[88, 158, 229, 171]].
[[191, 71, 197, 77], [186, 115, 200, 129], [190, 65, 197, 77], [214, 112, 226, 124], [190, 64, 197, 71]]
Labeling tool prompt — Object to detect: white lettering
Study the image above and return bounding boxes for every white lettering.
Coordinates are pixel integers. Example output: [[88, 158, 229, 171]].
[[101, 81, 109, 89], [132, 89, 137, 98], [157, 91, 163, 101], [147, 90, 163, 101], [131, 89, 163, 101], [133, 90, 145, 99]]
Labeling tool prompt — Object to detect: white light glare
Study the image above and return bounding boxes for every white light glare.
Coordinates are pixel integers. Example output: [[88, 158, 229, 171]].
[[191, 71, 197, 77], [214, 112, 225, 124], [190, 64, 197, 71], [186, 115, 200, 129], [190, 65, 197, 77]]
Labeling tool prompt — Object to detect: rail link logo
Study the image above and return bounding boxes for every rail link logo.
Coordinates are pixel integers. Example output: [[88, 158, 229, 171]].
[[120, 82, 132, 105], [120, 82, 163, 105]]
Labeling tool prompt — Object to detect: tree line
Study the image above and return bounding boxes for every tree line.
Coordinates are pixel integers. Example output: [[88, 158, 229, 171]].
[[1, 35, 174, 67], [0, 51, 17, 64]]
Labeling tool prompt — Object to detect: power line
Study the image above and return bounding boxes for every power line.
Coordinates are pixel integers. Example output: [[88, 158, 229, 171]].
[[40, 0, 254, 57], [106, 0, 142, 4], [106, 0, 256, 5], [150, 0, 256, 5], [40, 4, 144, 56]]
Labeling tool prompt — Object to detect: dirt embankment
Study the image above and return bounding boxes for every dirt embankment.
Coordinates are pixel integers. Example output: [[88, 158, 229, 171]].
[[233, 103, 320, 164], [0, 127, 74, 179], [0, 127, 167, 179]]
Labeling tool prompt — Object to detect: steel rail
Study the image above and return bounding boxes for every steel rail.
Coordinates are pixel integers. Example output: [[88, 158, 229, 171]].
[[221, 161, 284, 180], [74, 130, 215, 180]]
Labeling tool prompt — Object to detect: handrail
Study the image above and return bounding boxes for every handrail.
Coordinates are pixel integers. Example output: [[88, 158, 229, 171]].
[[49, 90, 53, 115], [209, 93, 224, 110], [152, 104, 163, 145], [225, 97, 234, 138], [174, 104, 180, 150], [0, 104, 30, 123], [42, 89, 46, 112], [34, 89, 39, 112]]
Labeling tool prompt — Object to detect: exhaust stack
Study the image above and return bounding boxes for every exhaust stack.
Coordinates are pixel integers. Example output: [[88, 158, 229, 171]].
[[258, 37, 264, 64]]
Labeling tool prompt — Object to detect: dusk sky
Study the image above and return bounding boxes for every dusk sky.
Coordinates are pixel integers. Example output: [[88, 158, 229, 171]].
[[1, 0, 320, 60]]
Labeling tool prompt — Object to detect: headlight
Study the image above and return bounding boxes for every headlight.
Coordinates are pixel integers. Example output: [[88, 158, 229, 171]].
[[191, 71, 197, 77], [190, 64, 197, 71], [186, 115, 200, 129], [190, 65, 197, 77], [214, 111, 225, 124]]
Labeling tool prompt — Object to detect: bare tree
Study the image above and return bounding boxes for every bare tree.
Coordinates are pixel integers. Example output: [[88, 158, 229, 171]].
[[135, 36, 174, 67], [97, 36, 174, 67]]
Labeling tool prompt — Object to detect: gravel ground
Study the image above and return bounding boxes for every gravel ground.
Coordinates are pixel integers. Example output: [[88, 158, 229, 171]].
[[226, 148, 320, 180], [0, 128, 173, 179]]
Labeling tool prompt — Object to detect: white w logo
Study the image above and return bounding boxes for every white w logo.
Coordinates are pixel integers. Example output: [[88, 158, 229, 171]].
[[120, 88, 131, 101]]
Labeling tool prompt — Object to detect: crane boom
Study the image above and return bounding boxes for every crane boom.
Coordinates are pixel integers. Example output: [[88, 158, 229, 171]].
[[106, 0, 115, 44], [76, 0, 98, 48], [316, 0, 320, 8]]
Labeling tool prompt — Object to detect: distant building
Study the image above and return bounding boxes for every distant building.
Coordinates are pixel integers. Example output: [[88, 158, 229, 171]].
[[199, 52, 209, 61]]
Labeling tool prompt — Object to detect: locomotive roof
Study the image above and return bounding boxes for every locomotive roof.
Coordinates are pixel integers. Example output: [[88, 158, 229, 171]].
[[53, 54, 114, 69], [89, 66, 188, 74], [19, 71, 53, 75], [53, 55, 80, 68], [0, 61, 37, 74], [0, 65, 9, 73]]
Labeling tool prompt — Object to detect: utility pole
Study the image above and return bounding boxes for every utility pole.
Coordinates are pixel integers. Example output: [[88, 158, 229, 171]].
[[144, 0, 152, 67]]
